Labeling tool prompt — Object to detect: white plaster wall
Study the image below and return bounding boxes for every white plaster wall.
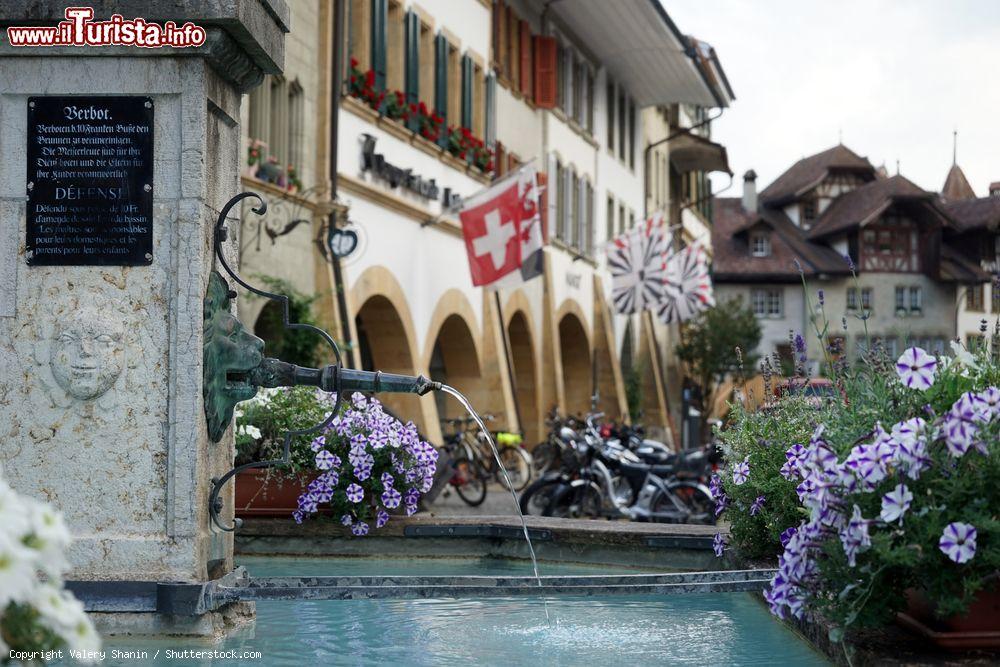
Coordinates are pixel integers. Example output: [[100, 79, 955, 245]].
[[496, 85, 543, 162], [416, 0, 490, 53], [715, 283, 806, 363], [338, 110, 490, 355]]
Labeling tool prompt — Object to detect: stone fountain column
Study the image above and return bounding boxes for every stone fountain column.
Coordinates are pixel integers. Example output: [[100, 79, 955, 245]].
[[0, 1, 287, 635]]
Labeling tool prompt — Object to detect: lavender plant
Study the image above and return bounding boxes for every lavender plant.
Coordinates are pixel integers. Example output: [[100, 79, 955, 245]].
[[716, 335, 1000, 639]]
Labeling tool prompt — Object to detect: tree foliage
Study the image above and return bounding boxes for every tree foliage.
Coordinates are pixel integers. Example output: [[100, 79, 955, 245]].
[[675, 297, 762, 424]]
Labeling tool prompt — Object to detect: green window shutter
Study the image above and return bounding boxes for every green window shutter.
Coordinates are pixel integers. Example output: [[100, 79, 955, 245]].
[[404, 11, 420, 130], [435, 33, 448, 147], [461, 54, 473, 130], [370, 0, 387, 91], [485, 73, 496, 145]]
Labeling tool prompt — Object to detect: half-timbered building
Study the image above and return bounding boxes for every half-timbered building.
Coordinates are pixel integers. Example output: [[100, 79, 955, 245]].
[[712, 145, 990, 371]]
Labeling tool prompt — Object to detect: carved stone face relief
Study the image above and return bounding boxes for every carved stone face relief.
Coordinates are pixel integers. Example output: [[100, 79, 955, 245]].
[[49, 307, 126, 400]]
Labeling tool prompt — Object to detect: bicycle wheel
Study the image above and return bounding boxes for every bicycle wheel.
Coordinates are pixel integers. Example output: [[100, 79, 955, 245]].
[[519, 478, 562, 516], [531, 440, 557, 474], [497, 446, 532, 491], [546, 481, 603, 519], [652, 482, 715, 525], [451, 457, 487, 507]]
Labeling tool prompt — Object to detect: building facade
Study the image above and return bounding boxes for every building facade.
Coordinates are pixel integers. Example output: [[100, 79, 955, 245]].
[[238, 0, 733, 447], [713, 145, 991, 373]]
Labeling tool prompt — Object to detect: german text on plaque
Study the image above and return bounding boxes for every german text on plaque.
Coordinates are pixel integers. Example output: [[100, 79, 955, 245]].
[[26, 96, 154, 266]]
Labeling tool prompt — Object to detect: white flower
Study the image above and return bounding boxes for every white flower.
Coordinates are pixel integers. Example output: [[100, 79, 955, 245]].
[[0, 481, 32, 539], [33, 583, 86, 633], [64, 613, 102, 661], [950, 340, 979, 372], [22, 498, 72, 577], [895, 347, 937, 390], [879, 484, 913, 524], [236, 424, 262, 440], [0, 530, 41, 607]]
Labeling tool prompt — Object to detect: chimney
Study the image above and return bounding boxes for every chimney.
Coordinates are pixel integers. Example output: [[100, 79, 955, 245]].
[[742, 169, 758, 212], [990, 182, 1000, 198]]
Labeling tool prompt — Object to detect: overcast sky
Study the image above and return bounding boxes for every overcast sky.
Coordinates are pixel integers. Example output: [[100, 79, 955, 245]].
[[666, 0, 1000, 198]]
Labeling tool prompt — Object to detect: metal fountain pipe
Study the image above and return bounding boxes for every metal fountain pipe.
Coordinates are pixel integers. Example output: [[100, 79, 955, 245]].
[[248, 358, 441, 396]]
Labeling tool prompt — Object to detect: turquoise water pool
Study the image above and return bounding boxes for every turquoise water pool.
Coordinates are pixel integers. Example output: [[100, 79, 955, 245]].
[[69, 556, 828, 666]]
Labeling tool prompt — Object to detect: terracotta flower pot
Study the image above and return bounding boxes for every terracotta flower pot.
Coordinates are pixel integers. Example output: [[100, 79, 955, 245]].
[[234, 469, 320, 518], [899, 586, 1000, 650]]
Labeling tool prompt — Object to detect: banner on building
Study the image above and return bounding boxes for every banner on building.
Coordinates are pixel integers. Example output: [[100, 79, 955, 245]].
[[607, 213, 670, 314], [458, 164, 545, 290], [657, 242, 715, 323]]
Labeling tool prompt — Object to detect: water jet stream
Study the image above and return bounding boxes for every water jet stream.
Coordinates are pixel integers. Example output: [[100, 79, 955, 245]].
[[438, 385, 543, 589]]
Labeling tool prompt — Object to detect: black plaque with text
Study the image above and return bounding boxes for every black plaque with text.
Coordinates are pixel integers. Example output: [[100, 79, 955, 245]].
[[26, 96, 154, 266]]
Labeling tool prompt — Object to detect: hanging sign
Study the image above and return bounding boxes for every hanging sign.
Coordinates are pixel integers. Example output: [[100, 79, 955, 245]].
[[327, 225, 359, 259]]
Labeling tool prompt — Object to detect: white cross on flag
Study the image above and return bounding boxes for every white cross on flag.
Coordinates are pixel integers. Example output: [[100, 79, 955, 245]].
[[459, 165, 545, 289]]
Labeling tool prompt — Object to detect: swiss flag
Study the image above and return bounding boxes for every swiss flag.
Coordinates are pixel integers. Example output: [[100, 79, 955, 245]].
[[459, 166, 544, 289]]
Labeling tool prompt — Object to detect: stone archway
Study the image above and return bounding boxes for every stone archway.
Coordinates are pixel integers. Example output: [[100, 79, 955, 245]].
[[349, 266, 436, 438], [427, 313, 484, 422], [558, 311, 592, 418], [507, 310, 542, 445]]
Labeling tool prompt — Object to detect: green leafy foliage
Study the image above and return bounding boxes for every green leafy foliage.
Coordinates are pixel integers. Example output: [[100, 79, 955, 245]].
[[249, 275, 325, 368], [676, 296, 761, 433], [234, 387, 335, 476], [720, 331, 1000, 633]]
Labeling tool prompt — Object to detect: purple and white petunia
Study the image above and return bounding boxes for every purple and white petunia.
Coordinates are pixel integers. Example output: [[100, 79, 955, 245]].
[[942, 414, 978, 457], [354, 462, 373, 481], [351, 521, 369, 536], [381, 472, 395, 488], [381, 487, 402, 509], [939, 522, 977, 564], [879, 484, 913, 524], [713, 532, 726, 557], [315, 450, 337, 470], [840, 505, 871, 567], [732, 456, 750, 485], [345, 483, 364, 503], [376, 509, 390, 528], [341, 513, 353, 526], [750, 495, 766, 516], [895, 346, 937, 390], [978, 387, 1000, 419]]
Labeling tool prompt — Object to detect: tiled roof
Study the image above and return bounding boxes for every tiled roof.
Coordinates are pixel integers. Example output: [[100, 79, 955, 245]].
[[807, 175, 937, 240], [943, 196, 1000, 232], [711, 198, 850, 282], [942, 164, 976, 201], [759, 145, 875, 206], [940, 245, 991, 283]]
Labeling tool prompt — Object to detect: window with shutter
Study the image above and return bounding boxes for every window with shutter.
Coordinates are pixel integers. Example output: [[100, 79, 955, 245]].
[[485, 73, 496, 146], [567, 168, 578, 248], [533, 36, 557, 108], [519, 20, 532, 99], [370, 0, 387, 91], [606, 79, 614, 151], [404, 11, 419, 130], [460, 54, 473, 129], [434, 33, 448, 147], [554, 158, 564, 241], [492, 0, 504, 73], [606, 196, 615, 242], [537, 171, 549, 243]]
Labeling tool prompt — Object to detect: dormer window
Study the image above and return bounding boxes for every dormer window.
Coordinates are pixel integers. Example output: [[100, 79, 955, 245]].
[[751, 233, 771, 257], [801, 200, 817, 227]]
